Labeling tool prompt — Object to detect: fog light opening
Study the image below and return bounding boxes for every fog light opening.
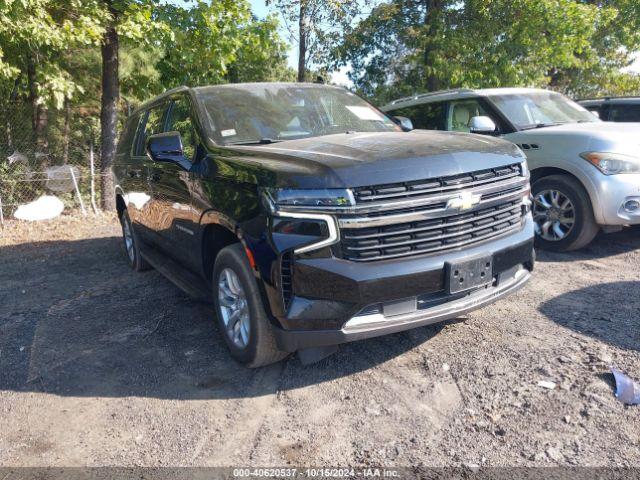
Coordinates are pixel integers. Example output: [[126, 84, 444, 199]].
[[623, 199, 640, 213]]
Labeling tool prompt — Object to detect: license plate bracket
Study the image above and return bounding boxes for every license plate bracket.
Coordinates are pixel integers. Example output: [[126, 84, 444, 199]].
[[446, 255, 493, 294]]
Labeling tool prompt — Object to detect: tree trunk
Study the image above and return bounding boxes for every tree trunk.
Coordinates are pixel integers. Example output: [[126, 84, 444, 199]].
[[297, 1, 307, 82], [27, 55, 49, 158], [100, 3, 119, 211], [423, 0, 442, 92]]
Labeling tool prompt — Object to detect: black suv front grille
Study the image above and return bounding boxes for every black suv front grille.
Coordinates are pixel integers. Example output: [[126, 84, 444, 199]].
[[353, 164, 522, 204], [336, 163, 528, 262], [341, 199, 524, 261]]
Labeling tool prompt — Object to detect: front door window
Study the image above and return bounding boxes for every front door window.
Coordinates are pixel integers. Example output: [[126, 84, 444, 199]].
[[447, 100, 492, 133]]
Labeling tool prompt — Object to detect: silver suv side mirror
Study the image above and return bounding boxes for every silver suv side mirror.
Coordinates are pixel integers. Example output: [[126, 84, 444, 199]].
[[394, 116, 414, 131], [469, 116, 497, 134]]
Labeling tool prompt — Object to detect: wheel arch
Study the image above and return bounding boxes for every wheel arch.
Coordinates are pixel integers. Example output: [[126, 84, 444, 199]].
[[200, 217, 243, 283], [530, 166, 603, 224], [115, 186, 126, 219]]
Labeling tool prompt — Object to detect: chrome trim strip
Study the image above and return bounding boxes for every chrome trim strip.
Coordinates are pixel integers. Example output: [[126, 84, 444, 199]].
[[344, 222, 523, 262], [355, 171, 521, 203], [342, 202, 520, 240], [342, 267, 530, 331], [273, 211, 340, 254], [337, 187, 529, 229], [343, 213, 521, 252], [276, 176, 529, 215]]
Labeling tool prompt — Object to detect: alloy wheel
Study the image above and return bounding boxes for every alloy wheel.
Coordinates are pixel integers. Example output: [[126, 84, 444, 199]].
[[122, 218, 135, 262], [217, 267, 251, 348], [533, 189, 576, 241]]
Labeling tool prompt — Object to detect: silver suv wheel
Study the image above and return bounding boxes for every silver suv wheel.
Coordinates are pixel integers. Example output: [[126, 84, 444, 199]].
[[533, 189, 575, 241]]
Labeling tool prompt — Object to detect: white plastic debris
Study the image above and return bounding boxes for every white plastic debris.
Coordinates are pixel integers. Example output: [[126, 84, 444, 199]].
[[14, 195, 64, 221], [611, 368, 640, 405], [45, 165, 79, 193], [7, 150, 28, 165], [537, 380, 556, 390]]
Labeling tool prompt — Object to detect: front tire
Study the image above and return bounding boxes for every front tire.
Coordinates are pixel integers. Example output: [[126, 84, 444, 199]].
[[120, 209, 151, 271], [213, 244, 288, 367], [532, 175, 599, 252]]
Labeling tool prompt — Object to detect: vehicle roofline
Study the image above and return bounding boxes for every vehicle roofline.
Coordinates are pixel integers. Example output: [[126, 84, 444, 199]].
[[577, 96, 640, 103], [127, 82, 348, 118], [130, 86, 192, 117], [381, 87, 554, 111]]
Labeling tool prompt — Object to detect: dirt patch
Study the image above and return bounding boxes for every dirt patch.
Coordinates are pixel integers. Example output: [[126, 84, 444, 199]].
[[1, 216, 639, 467]]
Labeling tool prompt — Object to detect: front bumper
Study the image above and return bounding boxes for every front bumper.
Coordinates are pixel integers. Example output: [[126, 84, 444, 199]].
[[272, 215, 534, 352], [584, 171, 640, 226]]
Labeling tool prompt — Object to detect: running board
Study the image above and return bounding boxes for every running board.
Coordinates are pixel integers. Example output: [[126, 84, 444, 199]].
[[140, 248, 212, 303]]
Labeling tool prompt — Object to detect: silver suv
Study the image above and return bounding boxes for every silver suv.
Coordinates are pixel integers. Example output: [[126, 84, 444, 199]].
[[382, 88, 640, 251]]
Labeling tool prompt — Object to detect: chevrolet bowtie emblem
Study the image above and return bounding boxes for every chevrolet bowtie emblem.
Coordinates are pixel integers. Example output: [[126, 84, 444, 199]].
[[446, 192, 481, 211]]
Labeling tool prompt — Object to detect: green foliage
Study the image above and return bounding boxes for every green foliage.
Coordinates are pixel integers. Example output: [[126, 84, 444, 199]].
[[266, 0, 368, 80], [154, 1, 292, 89], [335, 0, 640, 103]]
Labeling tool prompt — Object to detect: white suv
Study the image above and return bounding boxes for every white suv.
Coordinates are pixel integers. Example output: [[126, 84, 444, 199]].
[[382, 88, 640, 251]]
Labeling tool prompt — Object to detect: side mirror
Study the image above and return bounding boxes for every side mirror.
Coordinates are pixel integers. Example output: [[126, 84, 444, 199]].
[[468, 116, 497, 134], [146, 132, 187, 167], [394, 116, 414, 131]]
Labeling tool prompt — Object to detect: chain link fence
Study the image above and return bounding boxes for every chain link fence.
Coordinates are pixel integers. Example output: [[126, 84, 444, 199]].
[[0, 102, 106, 226]]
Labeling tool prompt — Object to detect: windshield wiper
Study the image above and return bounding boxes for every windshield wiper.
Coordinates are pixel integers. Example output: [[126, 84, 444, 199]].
[[521, 122, 564, 130], [226, 138, 283, 146]]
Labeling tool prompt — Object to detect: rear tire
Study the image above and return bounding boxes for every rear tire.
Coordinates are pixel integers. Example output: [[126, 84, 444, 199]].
[[120, 209, 151, 271], [532, 175, 599, 252], [213, 243, 288, 367]]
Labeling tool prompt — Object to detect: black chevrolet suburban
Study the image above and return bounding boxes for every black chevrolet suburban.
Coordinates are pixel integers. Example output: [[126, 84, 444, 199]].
[[113, 83, 534, 367]]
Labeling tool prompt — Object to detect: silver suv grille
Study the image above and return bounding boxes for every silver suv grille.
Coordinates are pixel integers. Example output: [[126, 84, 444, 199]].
[[337, 163, 528, 262]]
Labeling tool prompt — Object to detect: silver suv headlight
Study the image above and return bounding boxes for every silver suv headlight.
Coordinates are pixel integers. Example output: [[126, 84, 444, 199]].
[[580, 152, 640, 175]]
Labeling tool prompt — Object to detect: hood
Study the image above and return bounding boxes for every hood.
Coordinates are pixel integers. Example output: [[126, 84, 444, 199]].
[[221, 131, 525, 189], [517, 121, 640, 153]]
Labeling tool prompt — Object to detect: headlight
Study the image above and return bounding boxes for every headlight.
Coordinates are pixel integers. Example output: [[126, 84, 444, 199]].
[[580, 152, 640, 175], [271, 211, 339, 254], [265, 188, 355, 207]]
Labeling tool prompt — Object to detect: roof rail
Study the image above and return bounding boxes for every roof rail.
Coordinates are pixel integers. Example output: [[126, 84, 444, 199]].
[[578, 95, 640, 102], [131, 85, 190, 115], [388, 88, 476, 105]]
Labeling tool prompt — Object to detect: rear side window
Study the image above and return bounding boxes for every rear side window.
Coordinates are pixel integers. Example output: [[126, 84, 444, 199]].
[[132, 102, 169, 156], [117, 112, 141, 156], [609, 104, 640, 122], [389, 102, 446, 130], [581, 103, 605, 119]]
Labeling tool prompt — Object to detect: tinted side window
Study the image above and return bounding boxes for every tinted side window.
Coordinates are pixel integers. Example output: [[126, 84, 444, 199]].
[[390, 102, 445, 130], [582, 105, 605, 119], [167, 96, 198, 162], [117, 112, 141, 156], [609, 104, 640, 122], [133, 103, 169, 156]]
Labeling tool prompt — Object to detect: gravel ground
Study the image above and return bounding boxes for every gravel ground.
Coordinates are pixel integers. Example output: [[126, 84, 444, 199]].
[[0, 214, 639, 469]]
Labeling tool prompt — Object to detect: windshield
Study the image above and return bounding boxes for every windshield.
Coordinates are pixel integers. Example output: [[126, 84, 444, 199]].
[[195, 83, 400, 145], [488, 91, 599, 130]]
